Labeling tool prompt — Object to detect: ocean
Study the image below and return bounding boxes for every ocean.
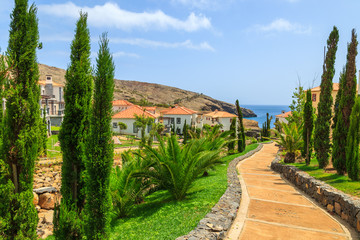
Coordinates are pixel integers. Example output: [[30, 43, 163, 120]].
[[243, 105, 290, 128]]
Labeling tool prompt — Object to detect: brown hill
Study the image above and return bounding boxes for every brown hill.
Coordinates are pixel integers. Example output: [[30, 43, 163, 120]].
[[38, 63, 256, 117]]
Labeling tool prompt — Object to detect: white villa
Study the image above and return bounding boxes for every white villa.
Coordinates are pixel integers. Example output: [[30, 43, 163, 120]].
[[275, 111, 292, 124], [201, 110, 238, 131], [112, 100, 134, 113], [112, 105, 157, 137], [160, 105, 197, 134]]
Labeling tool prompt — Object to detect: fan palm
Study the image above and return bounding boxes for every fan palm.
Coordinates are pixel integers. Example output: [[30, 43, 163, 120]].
[[137, 134, 223, 200]]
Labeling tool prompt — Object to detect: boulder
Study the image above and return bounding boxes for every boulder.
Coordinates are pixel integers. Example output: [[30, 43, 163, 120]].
[[34, 187, 57, 194], [39, 193, 55, 210], [33, 192, 39, 205]]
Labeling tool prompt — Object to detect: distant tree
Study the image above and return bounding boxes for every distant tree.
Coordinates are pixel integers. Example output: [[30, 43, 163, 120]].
[[84, 33, 115, 239], [55, 12, 93, 239], [118, 122, 127, 134], [274, 122, 303, 163], [302, 90, 314, 165], [333, 29, 358, 175], [148, 122, 164, 146], [1, 0, 41, 238], [314, 26, 339, 169], [228, 117, 236, 154], [235, 100, 246, 152], [261, 113, 272, 141], [346, 97, 360, 181], [288, 82, 306, 126], [134, 114, 153, 148], [182, 120, 189, 145]]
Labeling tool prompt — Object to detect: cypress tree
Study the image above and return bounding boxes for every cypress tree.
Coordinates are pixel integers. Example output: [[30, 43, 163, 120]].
[[332, 68, 345, 128], [235, 100, 245, 152], [40, 108, 48, 156], [183, 120, 188, 144], [346, 97, 360, 181], [302, 90, 314, 165], [84, 33, 115, 239], [314, 26, 339, 169], [1, 0, 41, 238], [228, 117, 236, 153], [55, 12, 93, 239], [332, 29, 358, 175]]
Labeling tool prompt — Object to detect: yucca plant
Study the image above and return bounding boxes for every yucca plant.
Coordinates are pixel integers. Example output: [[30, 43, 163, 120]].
[[138, 135, 223, 200], [273, 122, 303, 163], [110, 154, 151, 219]]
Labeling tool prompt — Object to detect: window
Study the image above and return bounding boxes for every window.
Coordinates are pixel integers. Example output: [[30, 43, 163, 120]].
[[133, 124, 139, 133], [148, 124, 152, 133], [312, 93, 316, 102], [177, 118, 181, 124], [113, 122, 118, 128], [170, 118, 174, 124]]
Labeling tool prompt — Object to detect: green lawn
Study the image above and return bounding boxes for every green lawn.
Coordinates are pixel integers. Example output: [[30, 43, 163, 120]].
[[285, 158, 360, 198], [109, 143, 258, 240], [51, 126, 61, 131], [45, 135, 62, 158]]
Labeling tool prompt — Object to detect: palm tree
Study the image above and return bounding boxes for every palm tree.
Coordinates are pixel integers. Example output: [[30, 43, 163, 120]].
[[137, 135, 223, 200], [273, 122, 303, 163]]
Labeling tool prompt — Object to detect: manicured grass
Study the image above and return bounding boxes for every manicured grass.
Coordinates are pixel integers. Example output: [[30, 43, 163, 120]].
[[285, 158, 360, 198], [45, 135, 62, 158], [109, 143, 258, 240], [51, 126, 61, 131]]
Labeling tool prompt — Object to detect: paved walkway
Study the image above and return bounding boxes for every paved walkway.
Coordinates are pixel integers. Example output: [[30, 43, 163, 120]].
[[227, 143, 356, 240]]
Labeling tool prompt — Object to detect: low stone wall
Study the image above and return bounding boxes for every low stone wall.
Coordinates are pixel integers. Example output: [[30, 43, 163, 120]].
[[177, 144, 263, 240], [271, 154, 360, 233]]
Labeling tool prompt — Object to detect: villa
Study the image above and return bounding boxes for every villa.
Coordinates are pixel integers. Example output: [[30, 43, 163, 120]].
[[201, 110, 238, 131], [159, 105, 197, 134]]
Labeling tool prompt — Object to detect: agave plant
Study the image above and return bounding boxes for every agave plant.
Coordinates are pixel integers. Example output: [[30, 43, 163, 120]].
[[273, 122, 303, 163], [110, 153, 151, 219], [137, 134, 223, 200]]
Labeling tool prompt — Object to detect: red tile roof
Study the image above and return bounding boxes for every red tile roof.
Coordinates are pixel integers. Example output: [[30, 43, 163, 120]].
[[310, 83, 339, 92], [143, 106, 156, 111], [38, 80, 63, 87], [275, 111, 292, 118], [112, 100, 134, 106], [161, 106, 197, 115], [112, 105, 156, 119], [204, 110, 237, 118]]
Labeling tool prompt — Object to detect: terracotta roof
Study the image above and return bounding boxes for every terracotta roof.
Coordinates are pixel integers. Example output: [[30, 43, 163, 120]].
[[310, 83, 339, 92], [112, 100, 134, 106], [143, 106, 156, 111], [112, 105, 156, 119], [38, 80, 63, 87], [275, 111, 292, 118], [161, 106, 197, 115], [204, 110, 237, 118]]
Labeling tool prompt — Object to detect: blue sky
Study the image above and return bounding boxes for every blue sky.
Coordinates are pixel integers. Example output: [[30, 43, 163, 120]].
[[0, 0, 359, 105]]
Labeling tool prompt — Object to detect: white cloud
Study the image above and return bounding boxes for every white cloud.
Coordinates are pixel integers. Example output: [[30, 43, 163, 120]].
[[110, 38, 215, 51], [38, 2, 211, 32], [171, 0, 234, 10], [253, 18, 311, 34], [113, 51, 140, 58]]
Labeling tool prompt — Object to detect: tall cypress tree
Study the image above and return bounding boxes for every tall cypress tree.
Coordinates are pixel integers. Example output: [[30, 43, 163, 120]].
[[235, 100, 245, 152], [1, 0, 41, 238], [228, 117, 236, 153], [346, 97, 360, 181], [84, 33, 115, 240], [333, 29, 358, 175], [332, 68, 345, 128], [55, 12, 93, 239], [314, 26, 339, 169], [302, 90, 314, 165]]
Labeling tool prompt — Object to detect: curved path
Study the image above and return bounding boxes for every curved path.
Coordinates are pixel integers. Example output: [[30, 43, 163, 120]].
[[227, 143, 356, 240]]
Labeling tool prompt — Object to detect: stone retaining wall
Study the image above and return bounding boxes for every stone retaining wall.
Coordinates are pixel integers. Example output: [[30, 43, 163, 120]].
[[176, 144, 263, 240], [271, 153, 360, 233]]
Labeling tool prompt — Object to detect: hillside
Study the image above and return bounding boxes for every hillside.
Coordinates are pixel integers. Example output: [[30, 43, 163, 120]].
[[38, 63, 256, 117]]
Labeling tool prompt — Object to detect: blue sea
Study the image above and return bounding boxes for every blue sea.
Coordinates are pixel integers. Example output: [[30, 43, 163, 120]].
[[243, 105, 290, 128]]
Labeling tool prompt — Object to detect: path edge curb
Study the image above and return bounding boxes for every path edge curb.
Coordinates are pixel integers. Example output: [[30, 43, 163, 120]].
[[270, 151, 360, 234], [176, 143, 263, 240]]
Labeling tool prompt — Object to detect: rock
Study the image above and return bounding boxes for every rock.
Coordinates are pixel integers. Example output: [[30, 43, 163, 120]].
[[243, 119, 259, 130], [42, 229, 52, 239], [43, 210, 54, 224], [36, 205, 41, 212], [327, 204, 334, 212], [33, 192, 39, 205], [39, 193, 55, 210], [335, 202, 342, 215], [34, 187, 57, 194]]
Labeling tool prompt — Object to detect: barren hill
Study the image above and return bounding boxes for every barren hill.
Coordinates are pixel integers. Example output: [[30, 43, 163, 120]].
[[38, 63, 256, 117]]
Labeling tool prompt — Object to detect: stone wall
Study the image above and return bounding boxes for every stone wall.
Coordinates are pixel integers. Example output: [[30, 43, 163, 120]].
[[176, 144, 263, 240], [271, 154, 360, 233]]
